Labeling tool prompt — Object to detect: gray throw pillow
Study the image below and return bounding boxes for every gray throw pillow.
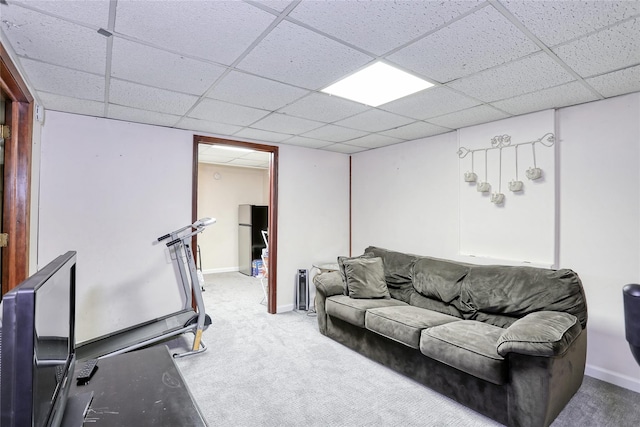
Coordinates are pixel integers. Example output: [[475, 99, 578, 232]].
[[338, 252, 374, 295], [343, 257, 390, 299]]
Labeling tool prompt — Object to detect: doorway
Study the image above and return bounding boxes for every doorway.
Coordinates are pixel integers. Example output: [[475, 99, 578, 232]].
[[193, 135, 278, 314], [0, 93, 5, 288], [0, 42, 34, 296]]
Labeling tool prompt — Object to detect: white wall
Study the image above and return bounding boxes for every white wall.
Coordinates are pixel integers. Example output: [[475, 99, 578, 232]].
[[351, 131, 460, 258], [276, 145, 350, 310], [197, 163, 269, 272], [351, 93, 640, 393], [557, 93, 640, 391], [37, 111, 350, 341], [39, 112, 193, 343]]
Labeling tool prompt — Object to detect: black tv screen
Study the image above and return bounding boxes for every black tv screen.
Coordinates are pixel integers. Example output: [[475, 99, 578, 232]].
[[1, 251, 77, 427]]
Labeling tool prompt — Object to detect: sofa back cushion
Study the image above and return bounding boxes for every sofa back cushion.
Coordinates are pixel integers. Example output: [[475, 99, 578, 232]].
[[457, 265, 588, 328], [364, 246, 418, 303], [410, 292, 462, 319], [412, 257, 469, 303]]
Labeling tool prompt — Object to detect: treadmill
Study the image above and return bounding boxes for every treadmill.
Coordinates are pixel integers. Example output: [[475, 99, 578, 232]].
[[76, 218, 215, 361]]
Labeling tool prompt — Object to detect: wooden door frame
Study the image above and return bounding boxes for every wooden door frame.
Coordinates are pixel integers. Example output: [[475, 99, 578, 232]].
[[1, 42, 33, 295], [193, 135, 278, 314]]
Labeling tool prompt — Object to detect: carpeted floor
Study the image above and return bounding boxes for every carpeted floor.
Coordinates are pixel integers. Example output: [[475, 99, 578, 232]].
[[173, 272, 640, 427]]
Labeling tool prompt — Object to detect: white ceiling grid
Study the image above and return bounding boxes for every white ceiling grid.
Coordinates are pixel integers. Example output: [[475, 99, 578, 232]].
[[0, 0, 638, 168]]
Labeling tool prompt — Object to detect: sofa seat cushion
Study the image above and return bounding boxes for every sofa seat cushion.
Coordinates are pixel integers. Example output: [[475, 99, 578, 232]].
[[420, 320, 506, 385], [365, 306, 460, 349], [325, 295, 407, 327]]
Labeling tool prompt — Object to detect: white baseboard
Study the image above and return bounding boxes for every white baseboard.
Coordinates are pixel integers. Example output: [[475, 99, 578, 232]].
[[277, 303, 294, 313], [202, 267, 239, 274], [585, 364, 640, 393]]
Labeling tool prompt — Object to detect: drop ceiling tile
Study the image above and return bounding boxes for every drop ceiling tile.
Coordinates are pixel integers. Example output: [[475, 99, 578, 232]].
[[207, 71, 309, 110], [228, 158, 268, 168], [6, 0, 111, 28], [428, 105, 510, 129], [37, 92, 105, 117], [279, 92, 370, 123], [237, 20, 373, 90], [111, 38, 226, 95], [491, 82, 598, 116], [198, 154, 234, 164], [281, 136, 333, 149], [502, 1, 640, 47], [20, 59, 104, 101], [114, 1, 275, 65], [289, 1, 480, 55], [447, 53, 575, 103], [233, 127, 293, 143], [334, 109, 414, 133], [107, 104, 181, 127], [346, 134, 404, 149], [177, 118, 244, 136], [301, 124, 368, 142], [109, 79, 199, 116], [321, 143, 365, 154], [189, 99, 270, 126], [250, 113, 324, 134], [388, 5, 539, 82], [253, 1, 296, 13], [552, 19, 640, 78], [1, 5, 106, 74], [239, 151, 272, 162], [380, 121, 452, 140], [380, 86, 480, 120], [586, 65, 640, 98]]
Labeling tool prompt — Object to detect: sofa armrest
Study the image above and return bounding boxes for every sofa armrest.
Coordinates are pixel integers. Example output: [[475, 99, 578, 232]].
[[313, 271, 344, 335], [314, 271, 344, 297], [497, 311, 582, 357]]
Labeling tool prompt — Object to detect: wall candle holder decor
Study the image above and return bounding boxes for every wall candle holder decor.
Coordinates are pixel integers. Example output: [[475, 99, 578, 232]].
[[457, 132, 554, 205], [476, 149, 491, 193]]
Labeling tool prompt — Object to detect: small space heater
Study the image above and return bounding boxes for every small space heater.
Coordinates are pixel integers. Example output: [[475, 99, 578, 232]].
[[295, 269, 309, 311]]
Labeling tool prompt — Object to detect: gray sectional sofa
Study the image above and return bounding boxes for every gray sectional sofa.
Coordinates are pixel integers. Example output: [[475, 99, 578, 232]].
[[313, 246, 588, 427]]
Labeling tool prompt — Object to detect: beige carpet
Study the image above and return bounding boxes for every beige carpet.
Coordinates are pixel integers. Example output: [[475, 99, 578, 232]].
[[173, 272, 640, 427]]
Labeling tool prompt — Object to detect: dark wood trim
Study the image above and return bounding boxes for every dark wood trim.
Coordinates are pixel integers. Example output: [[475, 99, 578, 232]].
[[349, 155, 352, 257], [0, 43, 33, 103], [193, 135, 279, 314], [1, 42, 33, 295]]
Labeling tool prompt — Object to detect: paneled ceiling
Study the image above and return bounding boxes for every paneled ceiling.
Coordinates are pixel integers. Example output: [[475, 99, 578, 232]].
[[1, 0, 639, 158]]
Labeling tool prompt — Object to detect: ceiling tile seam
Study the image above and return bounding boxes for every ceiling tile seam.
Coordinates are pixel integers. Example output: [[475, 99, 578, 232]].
[[377, 1, 493, 58], [421, 103, 509, 123], [487, 79, 603, 106], [102, 0, 118, 117], [105, 31, 232, 70], [489, 0, 605, 101], [4, 1, 105, 33], [243, 0, 300, 17], [0, 26, 43, 105], [581, 62, 640, 80], [172, 1, 300, 130], [282, 15, 379, 61], [543, 13, 640, 50], [12, 55, 106, 79]]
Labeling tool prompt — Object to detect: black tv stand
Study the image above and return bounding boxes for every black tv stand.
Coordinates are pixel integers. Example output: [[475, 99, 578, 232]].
[[65, 345, 206, 426], [60, 392, 94, 427]]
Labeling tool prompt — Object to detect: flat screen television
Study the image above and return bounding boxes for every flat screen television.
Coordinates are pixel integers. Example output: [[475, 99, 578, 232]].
[[1, 251, 77, 427]]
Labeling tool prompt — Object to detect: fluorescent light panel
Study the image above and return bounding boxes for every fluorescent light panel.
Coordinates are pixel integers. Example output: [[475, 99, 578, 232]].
[[321, 62, 434, 107]]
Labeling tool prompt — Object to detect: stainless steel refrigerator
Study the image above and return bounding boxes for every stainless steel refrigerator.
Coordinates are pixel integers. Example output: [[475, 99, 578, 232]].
[[238, 204, 268, 276]]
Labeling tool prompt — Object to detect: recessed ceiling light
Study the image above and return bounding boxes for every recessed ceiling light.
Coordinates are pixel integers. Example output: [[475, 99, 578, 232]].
[[321, 62, 434, 107]]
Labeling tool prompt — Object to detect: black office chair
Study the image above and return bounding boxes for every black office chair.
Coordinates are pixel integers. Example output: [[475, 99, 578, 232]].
[[623, 284, 640, 366]]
